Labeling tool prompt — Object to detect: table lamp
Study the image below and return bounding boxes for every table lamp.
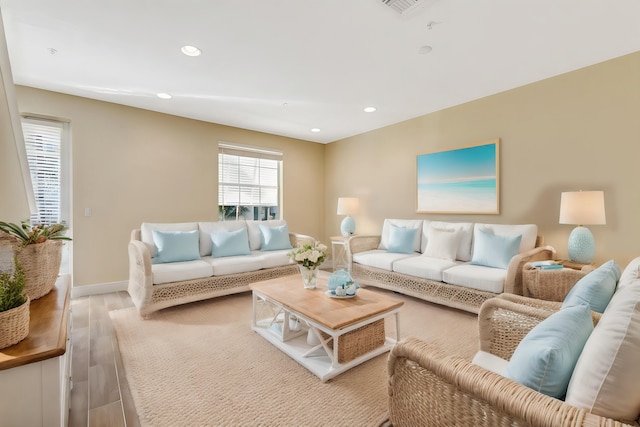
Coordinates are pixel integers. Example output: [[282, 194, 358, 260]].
[[559, 190, 606, 264], [337, 197, 359, 237]]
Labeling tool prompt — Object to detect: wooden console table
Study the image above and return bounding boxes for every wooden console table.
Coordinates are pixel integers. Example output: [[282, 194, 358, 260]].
[[0, 275, 72, 427]]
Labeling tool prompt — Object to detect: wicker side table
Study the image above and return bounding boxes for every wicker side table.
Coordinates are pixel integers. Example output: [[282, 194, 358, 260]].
[[522, 263, 595, 301]]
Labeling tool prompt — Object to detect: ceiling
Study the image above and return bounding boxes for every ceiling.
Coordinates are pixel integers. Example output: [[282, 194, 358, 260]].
[[1, 0, 640, 144]]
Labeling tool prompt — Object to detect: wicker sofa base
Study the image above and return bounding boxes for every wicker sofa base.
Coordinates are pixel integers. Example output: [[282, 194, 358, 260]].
[[130, 264, 299, 318], [351, 263, 496, 314]]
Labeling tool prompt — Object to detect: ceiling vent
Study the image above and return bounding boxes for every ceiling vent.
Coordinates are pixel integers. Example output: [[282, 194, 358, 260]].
[[381, 0, 425, 14]]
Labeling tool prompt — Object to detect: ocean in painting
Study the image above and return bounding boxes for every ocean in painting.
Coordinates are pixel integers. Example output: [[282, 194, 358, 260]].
[[417, 178, 497, 213]]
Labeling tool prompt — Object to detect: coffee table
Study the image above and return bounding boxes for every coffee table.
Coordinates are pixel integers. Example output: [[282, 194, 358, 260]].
[[250, 273, 403, 382]]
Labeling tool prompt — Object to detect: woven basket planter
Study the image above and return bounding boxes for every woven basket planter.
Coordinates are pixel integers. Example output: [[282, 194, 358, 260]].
[[16, 240, 63, 301], [0, 297, 30, 349]]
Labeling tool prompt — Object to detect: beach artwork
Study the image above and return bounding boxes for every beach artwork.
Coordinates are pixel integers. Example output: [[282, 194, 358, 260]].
[[417, 139, 499, 214]]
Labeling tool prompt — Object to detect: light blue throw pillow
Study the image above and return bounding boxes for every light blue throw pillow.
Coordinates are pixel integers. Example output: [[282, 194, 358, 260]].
[[259, 224, 293, 251], [152, 229, 200, 264], [210, 228, 251, 258], [387, 224, 417, 254], [471, 228, 522, 269], [505, 304, 594, 399], [562, 259, 621, 313]]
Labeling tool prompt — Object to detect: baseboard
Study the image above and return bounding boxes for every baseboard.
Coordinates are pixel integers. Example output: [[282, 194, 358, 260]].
[[71, 280, 128, 298]]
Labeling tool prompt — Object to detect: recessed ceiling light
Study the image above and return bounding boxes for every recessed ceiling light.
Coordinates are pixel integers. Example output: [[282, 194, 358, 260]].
[[181, 45, 202, 57], [311, 128, 321, 133], [363, 106, 377, 113], [157, 92, 172, 99], [418, 45, 433, 55]]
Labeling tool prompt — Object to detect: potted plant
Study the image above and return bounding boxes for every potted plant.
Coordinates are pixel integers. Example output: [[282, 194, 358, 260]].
[[0, 220, 71, 300], [0, 257, 30, 349]]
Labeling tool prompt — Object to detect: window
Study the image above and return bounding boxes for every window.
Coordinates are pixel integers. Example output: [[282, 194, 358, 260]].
[[218, 143, 282, 221], [21, 116, 71, 273]]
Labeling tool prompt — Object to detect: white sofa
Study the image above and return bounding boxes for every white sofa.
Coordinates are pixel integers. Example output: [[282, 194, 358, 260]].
[[348, 219, 555, 313], [128, 219, 313, 317]]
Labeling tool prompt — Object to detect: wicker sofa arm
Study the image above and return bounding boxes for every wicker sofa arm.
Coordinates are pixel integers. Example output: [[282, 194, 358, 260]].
[[289, 232, 316, 247], [477, 296, 558, 360], [522, 263, 593, 301], [346, 235, 381, 259], [504, 245, 557, 295], [388, 337, 630, 427], [127, 234, 154, 314]]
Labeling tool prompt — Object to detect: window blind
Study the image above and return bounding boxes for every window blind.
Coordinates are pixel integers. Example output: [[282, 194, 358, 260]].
[[22, 118, 64, 226], [218, 143, 282, 219]]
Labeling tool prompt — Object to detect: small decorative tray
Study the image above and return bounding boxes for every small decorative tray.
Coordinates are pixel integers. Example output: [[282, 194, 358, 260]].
[[326, 290, 357, 299]]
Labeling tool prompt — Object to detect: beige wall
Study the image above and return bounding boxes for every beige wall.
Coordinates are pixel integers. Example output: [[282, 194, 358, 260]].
[[14, 87, 325, 286], [6, 51, 640, 286], [325, 51, 640, 267]]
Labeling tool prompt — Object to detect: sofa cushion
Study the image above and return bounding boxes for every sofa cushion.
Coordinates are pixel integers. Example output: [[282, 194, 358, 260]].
[[259, 224, 293, 251], [393, 256, 459, 282], [152, 230, 201, 264], [246, 220, 287, 250], [141, 222, 198, 257], [617, 255, 640, 291], [565, 270, 640, 421], [387, 224, 419, 254], [259, 249, 294, 269], [198, 221, 246, 257], [211, 227, 251, 258], [203, 253, 264, 276], [442, 264, 506, 293], [474, 223, 538, 254], [421, 221, 474, 261], [151, 260, 213, 285], [472, 351, 509, 376], [562, 260, 620, 313], [505, 304, 593, 399], [471, 228, 522, 269], [353, 250, 418, 272], [379, 219, 423, 253], [423, 226, 461, 261]]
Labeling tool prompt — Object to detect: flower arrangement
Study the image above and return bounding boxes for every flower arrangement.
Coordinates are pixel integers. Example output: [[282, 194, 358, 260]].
[[288, 241, 328, 269], [0, 220, 71, 247]]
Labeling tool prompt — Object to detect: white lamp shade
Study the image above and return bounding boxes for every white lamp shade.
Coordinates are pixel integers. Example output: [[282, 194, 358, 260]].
[[337, 197, 360, 216], [559, 191, 606, 225]]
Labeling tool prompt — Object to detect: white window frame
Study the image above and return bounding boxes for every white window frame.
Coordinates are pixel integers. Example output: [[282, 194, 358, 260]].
[[218, 142, 283, 221], [21, 115, 72, 274]]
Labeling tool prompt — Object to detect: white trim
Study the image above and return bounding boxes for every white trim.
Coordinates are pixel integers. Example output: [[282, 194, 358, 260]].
[[71, 280, 128, 299]]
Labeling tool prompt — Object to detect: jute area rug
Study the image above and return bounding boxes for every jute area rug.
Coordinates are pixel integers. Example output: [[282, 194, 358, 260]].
[[109, 287, 479, 426]]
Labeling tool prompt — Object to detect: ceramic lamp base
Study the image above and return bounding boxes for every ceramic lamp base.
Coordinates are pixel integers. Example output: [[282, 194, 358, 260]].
[[567, 226, 595, 264], [340, 216, 355, 237]]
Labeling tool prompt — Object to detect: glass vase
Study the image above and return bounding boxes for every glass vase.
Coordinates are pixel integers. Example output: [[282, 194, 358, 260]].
[[299, 265, 319, 289]]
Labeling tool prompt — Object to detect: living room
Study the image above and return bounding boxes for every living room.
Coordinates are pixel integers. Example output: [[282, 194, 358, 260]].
[[1, 1, 640, 426]]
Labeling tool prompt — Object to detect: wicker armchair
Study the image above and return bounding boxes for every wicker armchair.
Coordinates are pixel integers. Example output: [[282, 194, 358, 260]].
[[387, 296, 626, 427]]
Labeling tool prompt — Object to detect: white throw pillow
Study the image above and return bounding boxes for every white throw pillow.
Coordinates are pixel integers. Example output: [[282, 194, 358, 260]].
[[565, 279, 640, 421], [421, 221, 474, 261], [423, 226, 461, 261]]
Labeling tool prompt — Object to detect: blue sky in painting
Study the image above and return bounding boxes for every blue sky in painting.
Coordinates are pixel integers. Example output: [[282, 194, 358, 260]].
[[417, 143, 496, 184]]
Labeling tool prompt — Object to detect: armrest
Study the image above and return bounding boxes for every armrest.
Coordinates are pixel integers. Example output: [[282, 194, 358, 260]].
[[504, 245, 557, 295], [388, 337, 614, 427], [479, 295, 602, 360], [346, 235, 381, 256], [127, 236, 154, 316], [288, 232, 315, 247], [478, 296, 557, 360]]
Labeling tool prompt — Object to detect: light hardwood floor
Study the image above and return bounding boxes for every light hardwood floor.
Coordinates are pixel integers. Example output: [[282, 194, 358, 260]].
[[69, 292, 138, 427]]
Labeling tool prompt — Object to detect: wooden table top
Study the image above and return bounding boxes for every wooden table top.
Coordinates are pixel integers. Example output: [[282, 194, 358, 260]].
[[250, 272, 404, 330], [0, 275, 71, 371]]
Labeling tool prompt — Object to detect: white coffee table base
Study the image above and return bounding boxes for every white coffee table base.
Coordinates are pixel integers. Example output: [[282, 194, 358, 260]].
[[251, 292, 400, 382]]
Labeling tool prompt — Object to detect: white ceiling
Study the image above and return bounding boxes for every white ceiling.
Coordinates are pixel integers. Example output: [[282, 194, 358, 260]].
[[1, 0, 639, 144]]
